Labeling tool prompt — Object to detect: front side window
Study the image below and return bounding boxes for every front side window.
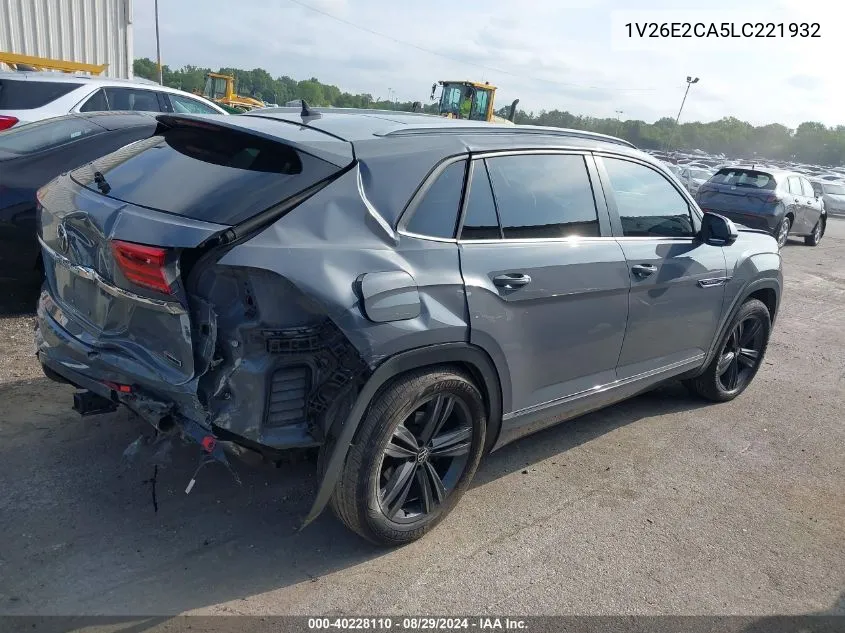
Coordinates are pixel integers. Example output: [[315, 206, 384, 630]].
[[485, 154, 600, 239], [800, 178, 815, 198], [168, 93, 220, 114], [405, 160, 465, 239], [602, 157, 694, 237], [103, 88, 164, 112]]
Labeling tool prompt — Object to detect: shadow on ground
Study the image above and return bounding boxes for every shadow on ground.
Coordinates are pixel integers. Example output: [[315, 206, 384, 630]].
[[0, 374, 710, 615]]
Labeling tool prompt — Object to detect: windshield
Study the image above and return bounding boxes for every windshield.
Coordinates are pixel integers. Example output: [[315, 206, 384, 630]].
[[709, 169, 775, 190], [439, 83, 465, 117]]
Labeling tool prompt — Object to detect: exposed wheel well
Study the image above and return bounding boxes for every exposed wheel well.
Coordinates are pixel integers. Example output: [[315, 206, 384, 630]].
[[747, 288, 777, 321]]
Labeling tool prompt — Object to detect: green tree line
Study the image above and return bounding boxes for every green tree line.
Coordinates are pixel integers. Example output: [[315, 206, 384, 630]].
[[135, 58, 845, 166]]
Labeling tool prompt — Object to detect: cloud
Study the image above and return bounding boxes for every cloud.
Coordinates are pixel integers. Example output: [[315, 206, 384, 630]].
[[133, 0, 844, 128]]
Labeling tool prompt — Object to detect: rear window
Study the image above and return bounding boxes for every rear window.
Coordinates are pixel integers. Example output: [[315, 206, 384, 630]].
[[70, 123, 341, 225], [709, 169, 776, 190], [0, 79, 81, 109], [0, 116, 101, 154]]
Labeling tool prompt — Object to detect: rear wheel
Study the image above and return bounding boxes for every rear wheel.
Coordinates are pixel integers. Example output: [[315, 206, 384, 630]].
[[776, 216, 791, 248], [331, 368, 486, 546], [684, 299, 771, 402], [805, 215, 825, 246]]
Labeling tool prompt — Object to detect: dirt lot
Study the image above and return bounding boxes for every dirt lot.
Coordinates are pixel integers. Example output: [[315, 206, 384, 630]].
[[0, 223, 843, 617]]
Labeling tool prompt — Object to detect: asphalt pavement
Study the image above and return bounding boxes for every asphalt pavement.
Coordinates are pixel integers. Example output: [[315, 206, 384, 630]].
[[0, 222, 843, 616]]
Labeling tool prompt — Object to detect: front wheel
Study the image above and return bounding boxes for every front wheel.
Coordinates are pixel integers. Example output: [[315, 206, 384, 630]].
[[331, 368, 487, 546], [776, 216, 791, 248], [805, 215, 825, 246], [684, 299, 771, 402]]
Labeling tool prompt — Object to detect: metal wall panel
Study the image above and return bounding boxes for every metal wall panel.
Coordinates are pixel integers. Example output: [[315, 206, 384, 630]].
[[0, 0, 134, 78]]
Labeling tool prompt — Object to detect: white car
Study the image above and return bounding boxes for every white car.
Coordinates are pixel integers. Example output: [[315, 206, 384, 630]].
[[0, 71, 228, 129], [810, 180, 845, 215], [679, 166, 713, 196]]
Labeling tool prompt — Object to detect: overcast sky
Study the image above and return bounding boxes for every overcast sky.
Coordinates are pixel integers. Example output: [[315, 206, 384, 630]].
[[133, 0, 843, 128]]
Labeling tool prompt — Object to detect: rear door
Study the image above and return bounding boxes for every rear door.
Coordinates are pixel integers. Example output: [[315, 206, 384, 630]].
[[458, 151, 630, 418], [799, 177, 822, 233], [596, 154, 726, 380]]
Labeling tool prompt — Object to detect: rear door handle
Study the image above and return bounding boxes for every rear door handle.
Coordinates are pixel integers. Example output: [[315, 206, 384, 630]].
[[493, 273, 532, 288], [631, 264, 657, 279]]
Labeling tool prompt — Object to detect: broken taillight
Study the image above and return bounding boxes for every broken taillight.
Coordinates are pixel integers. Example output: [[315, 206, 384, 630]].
[[111, 240, 172, 294]]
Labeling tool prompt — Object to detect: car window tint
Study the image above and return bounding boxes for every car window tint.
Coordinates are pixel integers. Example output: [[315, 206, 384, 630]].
[[711, 169, 775, 190], [80, 88, 109, 112], [0, 79, 81, 109], [168, 93, 220, 114], [602, 157, 694, 237], [406, 161, 465, 239], [460, 161, 500, 240], [484, 154, 599, 239], [800, 178, 815, 198], [0, 116, 101, 154], [103, 88, 164, 112]]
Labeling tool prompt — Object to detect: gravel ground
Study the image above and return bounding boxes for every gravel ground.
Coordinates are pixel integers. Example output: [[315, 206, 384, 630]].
[[0, 222, 843, 616]]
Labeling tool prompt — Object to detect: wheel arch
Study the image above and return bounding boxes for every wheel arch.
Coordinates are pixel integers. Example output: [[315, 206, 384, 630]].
[[301, 342, 504, 528], [698, 277, 781, 376]]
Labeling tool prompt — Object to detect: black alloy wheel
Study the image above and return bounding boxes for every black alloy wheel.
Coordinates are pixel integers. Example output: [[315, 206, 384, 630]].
[[378, 394, 472, 522], [715, 314, 766, 394]]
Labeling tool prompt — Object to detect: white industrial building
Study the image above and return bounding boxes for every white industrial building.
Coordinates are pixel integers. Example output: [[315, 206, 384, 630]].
[[0, 0, 134, 78]]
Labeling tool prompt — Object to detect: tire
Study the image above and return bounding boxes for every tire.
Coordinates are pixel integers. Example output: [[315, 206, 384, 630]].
[[684, 298, 771, 403], [804, 215, 825, 246], [776, 216, 791, 248], [331, 368, 486, 545]]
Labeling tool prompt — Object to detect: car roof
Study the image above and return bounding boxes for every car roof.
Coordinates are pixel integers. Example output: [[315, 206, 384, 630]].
[[243, 107, 637, 151], [0, 71, 159, 86]]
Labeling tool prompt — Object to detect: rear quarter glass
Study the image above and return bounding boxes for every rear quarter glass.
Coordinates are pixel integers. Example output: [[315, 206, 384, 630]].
[[0, 79, 82, 109], [69, 123, 343, 225]]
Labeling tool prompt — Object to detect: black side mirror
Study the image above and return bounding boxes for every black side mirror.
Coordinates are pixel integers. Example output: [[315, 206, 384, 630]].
[[700, 212, 738, 246]]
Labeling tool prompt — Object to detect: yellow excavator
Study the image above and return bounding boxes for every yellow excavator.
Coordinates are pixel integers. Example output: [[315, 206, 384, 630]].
[[430, 80, 518, 124], [199, 73, 265, 112]]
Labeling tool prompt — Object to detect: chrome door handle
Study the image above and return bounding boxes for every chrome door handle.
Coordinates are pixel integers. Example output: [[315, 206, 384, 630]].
[[631, 264, 657, 278], [493, 273, 532, 288]]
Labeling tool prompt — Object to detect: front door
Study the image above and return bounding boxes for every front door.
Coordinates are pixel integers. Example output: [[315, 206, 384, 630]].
[[596, 155, 727, 379], [458, 152, 631, 416]]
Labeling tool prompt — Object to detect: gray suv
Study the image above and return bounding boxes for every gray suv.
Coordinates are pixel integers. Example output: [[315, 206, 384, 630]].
[[35, 109, 782, 545]]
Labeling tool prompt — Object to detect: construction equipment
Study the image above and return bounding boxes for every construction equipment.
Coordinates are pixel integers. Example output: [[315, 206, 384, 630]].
[[0, 52, 107, 74], [200, 73, 264, 112], [430, 80, 519, 124]]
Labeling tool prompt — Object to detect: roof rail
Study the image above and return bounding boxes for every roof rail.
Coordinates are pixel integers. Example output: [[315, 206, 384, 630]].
[[380, 125, 636, 148]]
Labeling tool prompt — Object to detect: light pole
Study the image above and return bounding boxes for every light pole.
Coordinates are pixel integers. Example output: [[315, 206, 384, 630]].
[[154, 0, 163, 85], [615, 109, 623, 136], [667, 76, 699, 152]]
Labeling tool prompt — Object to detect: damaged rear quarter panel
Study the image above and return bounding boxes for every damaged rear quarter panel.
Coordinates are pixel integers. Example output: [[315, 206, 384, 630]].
[[197, 166, 468, 447]]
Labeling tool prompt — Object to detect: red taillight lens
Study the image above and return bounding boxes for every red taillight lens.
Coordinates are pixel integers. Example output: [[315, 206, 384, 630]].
[[0, 115, 19, 131], [111, 240, 172, 294], [764, 193, 778, 203]]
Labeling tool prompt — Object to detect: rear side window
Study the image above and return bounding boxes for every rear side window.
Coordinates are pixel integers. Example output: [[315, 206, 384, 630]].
[[70, 123, 341, 225], [485, 154, 600, 239], [602, 157, 694, 237], [0, 79, 81, 109], [80, 89, 109, 112], [405, 160, 465, 239], [0, 116, 101, 154], [787, 176, 801, 195], [104, 87, 164, 112], [710, 169, 775, 190], [824, 183, 845, 195], [460, 161, 500, 240]]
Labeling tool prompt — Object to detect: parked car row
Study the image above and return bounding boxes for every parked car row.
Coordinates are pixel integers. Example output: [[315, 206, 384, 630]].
[[2, 101, 784, 545], [0, 71, 227, 129]]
